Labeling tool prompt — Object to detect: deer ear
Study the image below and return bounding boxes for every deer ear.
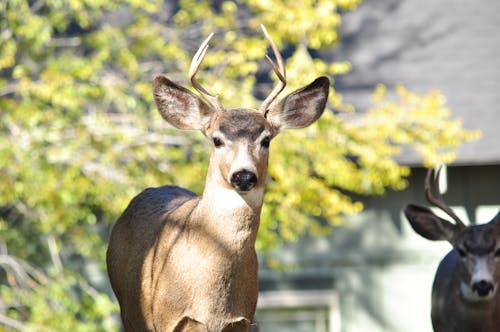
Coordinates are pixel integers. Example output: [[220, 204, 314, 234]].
[[491, 211, 500, 223], [265, 76, 329, 133], [153, 75, 215, 132], [404, 204, 457, 241], [489, 211, 500, 235]]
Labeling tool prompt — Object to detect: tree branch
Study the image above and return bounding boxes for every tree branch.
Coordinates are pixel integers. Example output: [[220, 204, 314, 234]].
[[0, 83, 17, 97], [46, 235, 63, 276], [0, 254, 31, 287], [0, 313, 27, 332]]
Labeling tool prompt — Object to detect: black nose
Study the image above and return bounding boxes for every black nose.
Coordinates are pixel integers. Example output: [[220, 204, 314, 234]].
[[230, 170, 257, 192], [473, 280, 494, 297]]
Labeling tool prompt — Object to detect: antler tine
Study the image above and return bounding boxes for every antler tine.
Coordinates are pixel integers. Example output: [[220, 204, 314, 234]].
[[188, 33, 225, 113], [259, 24, 287, 113], [425, 167, 466, 228]]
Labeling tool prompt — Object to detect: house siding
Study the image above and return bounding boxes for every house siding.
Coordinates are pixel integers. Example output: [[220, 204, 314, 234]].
[[258, 166, 500, 332]]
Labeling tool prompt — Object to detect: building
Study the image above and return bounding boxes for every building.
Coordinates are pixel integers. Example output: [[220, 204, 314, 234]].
[[255, 0, 500, 331]]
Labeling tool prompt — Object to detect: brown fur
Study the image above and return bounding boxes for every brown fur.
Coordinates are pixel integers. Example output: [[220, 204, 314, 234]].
[[107, 73, 329, 331]]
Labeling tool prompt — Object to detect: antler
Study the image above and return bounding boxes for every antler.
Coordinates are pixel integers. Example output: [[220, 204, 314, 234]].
[[189, 33, 225, 113], [259, 24, 287, 113], [425, 167, 466, 228]]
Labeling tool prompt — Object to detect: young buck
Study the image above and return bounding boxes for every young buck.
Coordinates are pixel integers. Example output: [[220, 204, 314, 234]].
[[404, 168, 500, 332], [106, 26, 329, 332]]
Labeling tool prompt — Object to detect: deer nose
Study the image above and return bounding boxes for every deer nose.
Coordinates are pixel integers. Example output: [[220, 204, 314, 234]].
[[472, 280, 494, 297], [230, 170, 257, 192]]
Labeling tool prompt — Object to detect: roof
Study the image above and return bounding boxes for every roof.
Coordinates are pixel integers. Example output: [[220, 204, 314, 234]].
[[329, 0, 500, 165]]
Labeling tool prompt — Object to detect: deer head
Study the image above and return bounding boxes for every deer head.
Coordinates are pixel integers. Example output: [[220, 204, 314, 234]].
[[153, 25, 329, 195], [405, 168, 500, 300]]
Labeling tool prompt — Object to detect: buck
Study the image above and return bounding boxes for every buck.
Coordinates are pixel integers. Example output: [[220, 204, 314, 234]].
[[404, 168, 500, 332], [106, 25, 329, 332]]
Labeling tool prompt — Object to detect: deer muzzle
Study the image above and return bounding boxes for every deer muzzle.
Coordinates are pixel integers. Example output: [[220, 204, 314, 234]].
[[230, 170, 257, 192], [469, 257, 497, 299], [473, 280, 495, 297]]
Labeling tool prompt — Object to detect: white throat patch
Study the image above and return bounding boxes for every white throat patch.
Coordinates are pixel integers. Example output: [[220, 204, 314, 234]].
[[205, 185, 264, 212]]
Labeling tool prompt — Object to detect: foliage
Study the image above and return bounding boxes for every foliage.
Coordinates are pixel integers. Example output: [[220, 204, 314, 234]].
[[0, 0, 479, 330]]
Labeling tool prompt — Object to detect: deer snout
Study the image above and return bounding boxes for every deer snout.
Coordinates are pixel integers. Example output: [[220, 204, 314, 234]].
[[230, 170, 257, 192], [469, 257, 497, 298], [473, 280, 495, 297]]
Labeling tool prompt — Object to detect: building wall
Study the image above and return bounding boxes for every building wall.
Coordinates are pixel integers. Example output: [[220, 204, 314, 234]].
[[254, 0, 500, 330], [257, 165, 500, 332]]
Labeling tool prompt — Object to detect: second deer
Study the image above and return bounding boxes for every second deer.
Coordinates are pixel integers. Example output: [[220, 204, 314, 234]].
[[404, 168, 500, 332], [106, 26, 330, 332]]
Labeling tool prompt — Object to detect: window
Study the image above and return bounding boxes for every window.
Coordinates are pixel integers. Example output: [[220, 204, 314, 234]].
[[255, 290, 340, 332]]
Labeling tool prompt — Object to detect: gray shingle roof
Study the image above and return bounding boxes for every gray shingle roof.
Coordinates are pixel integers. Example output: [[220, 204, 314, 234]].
[[330, 0, 500, 165]]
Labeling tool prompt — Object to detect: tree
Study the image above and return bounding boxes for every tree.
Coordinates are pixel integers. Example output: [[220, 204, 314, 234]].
[[0, 0, 479, 330]]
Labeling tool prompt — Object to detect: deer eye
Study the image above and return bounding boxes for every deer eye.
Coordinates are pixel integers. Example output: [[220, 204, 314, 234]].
[[212, 137, 224, 148], [261, 136, 271, 148], [457, 247, 467, 258]]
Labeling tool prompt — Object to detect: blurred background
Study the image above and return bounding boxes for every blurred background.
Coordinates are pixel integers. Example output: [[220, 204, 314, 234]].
[[0, 0, 498, 331]]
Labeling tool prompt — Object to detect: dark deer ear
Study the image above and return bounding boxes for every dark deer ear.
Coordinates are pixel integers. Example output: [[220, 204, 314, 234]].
[[265, 76, 329, 133], [404, 204, 457, 241], [490, 211, 500, 235], [153, 75, 215, 132], [491, 211, 500, 223]]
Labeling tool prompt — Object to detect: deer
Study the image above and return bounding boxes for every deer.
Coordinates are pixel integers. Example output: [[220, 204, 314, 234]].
[[106, 25, 330, 332], [404, 167, 500, 332]]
